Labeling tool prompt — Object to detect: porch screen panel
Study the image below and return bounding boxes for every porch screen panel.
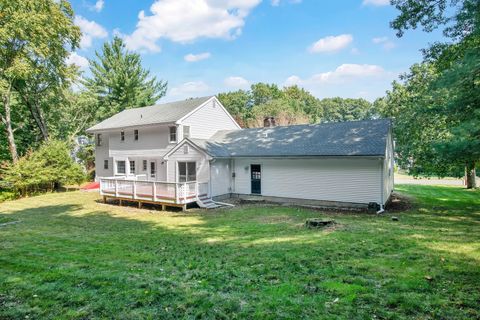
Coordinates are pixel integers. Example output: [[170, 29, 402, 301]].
[[178, 162, 196, 182], [187, 162, 196, 181], [178, 162, 187, 182]]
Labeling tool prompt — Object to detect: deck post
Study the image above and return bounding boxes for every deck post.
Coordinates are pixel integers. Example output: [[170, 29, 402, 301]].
[[152, 182, 156, 201], [115, 179, 118, 197], [119, 199, 122, 206], [133, 180, 137, 199], [195, 182, 199, 199], [182, 204, 187, 212], [184, 183, 187, 203], [138, 201, 142, 209], [103, 196, 106, 203], [161, 204, 166, 211], [175, 183, 179, 204]]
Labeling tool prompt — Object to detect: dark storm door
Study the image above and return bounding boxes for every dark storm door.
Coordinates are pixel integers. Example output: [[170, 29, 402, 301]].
[[251, 164, 261, 194]]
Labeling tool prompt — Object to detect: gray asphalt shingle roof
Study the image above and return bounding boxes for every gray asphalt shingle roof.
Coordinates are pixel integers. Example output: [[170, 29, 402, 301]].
[[86, 96, 213, 132], [192, 119, 391, 158]]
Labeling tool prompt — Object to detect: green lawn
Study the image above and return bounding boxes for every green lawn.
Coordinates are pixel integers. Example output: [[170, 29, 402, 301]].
[[0, 186, 479, 319]]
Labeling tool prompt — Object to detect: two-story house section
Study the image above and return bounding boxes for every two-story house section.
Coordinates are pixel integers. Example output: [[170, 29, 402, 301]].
[[86, 96, 241, 182]]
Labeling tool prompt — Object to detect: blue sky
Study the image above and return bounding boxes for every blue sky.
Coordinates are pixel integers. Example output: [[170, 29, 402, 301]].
[[68, 0, 445, 102]]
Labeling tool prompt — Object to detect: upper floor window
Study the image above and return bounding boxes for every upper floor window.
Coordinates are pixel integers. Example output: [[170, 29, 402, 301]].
[[96, 134, 102, 146], [104, 159, 108, 170], [134, 130, 139, 141], [183, 125, 190, 139], [116, 161, 126, 174], [142, 160, 147, 171], [169, 126, 177, 143], [120, 131, 125, 142]]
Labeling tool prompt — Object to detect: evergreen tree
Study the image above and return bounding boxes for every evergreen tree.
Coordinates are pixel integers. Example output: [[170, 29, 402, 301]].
[[85, 37, 167, 121]]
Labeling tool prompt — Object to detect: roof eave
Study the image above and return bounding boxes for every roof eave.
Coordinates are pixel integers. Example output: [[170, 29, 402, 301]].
[[85, 121, 178, 134]]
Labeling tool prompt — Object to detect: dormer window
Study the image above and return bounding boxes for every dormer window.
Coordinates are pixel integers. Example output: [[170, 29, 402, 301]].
[[120, 131, 125, 142], [134, 129, 139, 141], [169, 126, 177, 143]]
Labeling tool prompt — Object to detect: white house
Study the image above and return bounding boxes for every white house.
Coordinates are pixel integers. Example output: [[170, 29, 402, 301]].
[[86, 96, 394, 211]]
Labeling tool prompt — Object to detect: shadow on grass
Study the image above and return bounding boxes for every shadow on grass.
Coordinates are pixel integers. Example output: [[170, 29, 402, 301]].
[[0, 193, 479, 319]]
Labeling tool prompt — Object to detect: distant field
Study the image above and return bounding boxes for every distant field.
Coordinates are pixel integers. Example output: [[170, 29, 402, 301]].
[[0, 185, 479, 319]]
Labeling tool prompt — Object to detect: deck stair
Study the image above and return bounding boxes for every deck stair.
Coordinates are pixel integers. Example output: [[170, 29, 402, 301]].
[[196, 194, 227, 209]]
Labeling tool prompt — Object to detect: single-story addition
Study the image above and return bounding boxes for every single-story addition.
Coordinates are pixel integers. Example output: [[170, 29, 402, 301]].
[[86, 96, 394, 211]]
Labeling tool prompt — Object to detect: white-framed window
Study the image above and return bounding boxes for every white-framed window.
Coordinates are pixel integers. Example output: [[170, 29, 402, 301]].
[[116, 160, 126, 174], [142, 160, 147, 171], [104, 159, 108, 170], [169, 126, 177, 143], [129, 160, 135, 174], [96, 134, 102, 146], [178, 161, 196, 182], [183, 125, 190, 139], [134, 129, 139, 141], [120, 131, 125, 142]]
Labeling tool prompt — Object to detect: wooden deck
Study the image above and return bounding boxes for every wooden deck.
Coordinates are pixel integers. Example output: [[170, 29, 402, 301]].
[[99, 177, 209, 210]]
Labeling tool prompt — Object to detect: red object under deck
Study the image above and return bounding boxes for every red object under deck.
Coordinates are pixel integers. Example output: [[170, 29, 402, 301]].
[[81, 182, 100, 190]]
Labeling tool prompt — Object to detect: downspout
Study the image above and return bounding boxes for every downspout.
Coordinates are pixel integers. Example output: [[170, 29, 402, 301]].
[[378, 157, 385, 214]]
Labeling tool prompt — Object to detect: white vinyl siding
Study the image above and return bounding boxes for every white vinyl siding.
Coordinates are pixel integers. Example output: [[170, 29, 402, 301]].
[[232, 158, 383, 204], [181, 99, 240, 139], [166, 145, 209, 183], [211, 159, 231, 197], [95, 132, 113, 179], [108, 125, 173, 158]]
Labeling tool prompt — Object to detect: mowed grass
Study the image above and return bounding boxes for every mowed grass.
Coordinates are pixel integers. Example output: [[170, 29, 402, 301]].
[[0, 185, 479, 319]]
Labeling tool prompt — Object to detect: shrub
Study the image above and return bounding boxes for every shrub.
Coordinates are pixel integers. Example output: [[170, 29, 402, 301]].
[[1, 140, 85, 196]]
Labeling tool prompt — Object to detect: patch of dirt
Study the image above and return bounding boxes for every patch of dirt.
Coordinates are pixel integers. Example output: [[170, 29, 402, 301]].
[[385, 192, 414, 212]]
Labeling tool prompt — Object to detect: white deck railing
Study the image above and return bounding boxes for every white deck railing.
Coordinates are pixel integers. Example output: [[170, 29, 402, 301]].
[[99, 177, 209, 205]]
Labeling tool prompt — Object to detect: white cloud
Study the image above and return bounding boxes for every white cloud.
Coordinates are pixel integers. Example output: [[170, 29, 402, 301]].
[[372, 36, 396, 50], [285, 64, 385, 86], [271, 0, 302, 6], [74, 16, 108, 49], [224, 76, 250, 89], [283, 64, 392, 100], [362, 0, 390, 6], [124, 0, 261, 52], [170, 81, 210, 97], [308, 34, 353, 53], [184, 52, 211, 62], [66, 52, 89, 69], [89, 0, 105, 12]]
